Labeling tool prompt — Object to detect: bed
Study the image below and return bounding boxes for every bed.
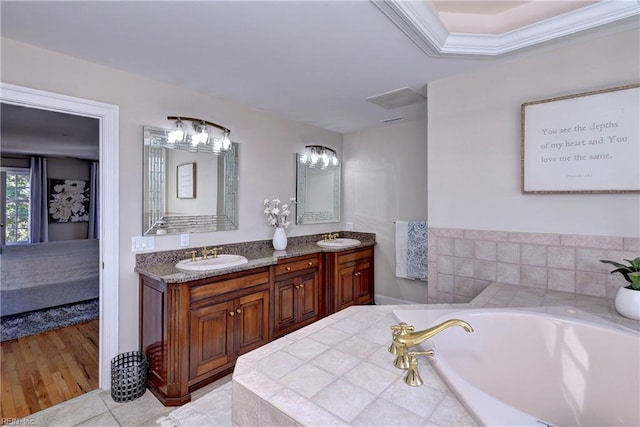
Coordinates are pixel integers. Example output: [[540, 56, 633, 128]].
[[0, 239, 99, 317]]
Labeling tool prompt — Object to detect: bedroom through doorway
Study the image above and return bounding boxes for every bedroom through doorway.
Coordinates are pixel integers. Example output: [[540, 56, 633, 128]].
[[0, 103, 101, 419]]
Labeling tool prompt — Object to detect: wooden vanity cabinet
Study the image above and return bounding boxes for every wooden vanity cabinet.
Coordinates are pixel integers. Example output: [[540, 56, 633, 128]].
[[140, 267, 270, 406], [325, 247, 374, 314], [140, 246, 374, 406], [273, 254, 322, 338]]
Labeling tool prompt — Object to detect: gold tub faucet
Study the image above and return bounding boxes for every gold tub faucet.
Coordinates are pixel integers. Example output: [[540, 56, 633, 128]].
[[389, 319, 474, 386]]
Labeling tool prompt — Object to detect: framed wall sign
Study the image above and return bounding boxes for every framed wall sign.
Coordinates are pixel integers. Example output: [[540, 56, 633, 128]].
[[177, 162, 196, 199], [521, 84, 639, 194]]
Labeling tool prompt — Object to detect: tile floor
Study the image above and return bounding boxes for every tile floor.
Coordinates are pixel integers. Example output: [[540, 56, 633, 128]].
[[9, 375, 232, 427]]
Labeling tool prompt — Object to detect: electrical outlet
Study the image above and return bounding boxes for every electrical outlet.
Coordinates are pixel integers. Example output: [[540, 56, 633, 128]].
[[180, 233, 190, 247], [131, 236, 155, 252], [346, 222, 354, 231]]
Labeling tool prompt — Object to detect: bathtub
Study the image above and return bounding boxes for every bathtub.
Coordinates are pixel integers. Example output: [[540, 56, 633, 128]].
[[393, 307, 640, 427]]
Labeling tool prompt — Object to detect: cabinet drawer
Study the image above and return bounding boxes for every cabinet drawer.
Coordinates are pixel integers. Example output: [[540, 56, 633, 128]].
[[190, 270, 270, 303], [275, 255, 319, 276], [337, 248, 373, 265]]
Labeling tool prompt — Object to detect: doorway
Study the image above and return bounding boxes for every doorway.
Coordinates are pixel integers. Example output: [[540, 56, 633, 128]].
[[0, 83, 119, 396]]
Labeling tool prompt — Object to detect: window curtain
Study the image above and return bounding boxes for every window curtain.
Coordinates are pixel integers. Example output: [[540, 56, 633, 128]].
[[88, 161, 99, 239], [29, 156, 49, 243]]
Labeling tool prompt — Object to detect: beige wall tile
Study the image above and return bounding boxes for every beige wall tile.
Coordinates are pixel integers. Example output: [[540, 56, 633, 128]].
[[497, 263, 520, 285], [576, 272, 608, 297], [497, 242, 520, 263], [454, 239, 475, 258], [521, 265, 547, 288], [547, 246, 575, 269], [561, 234, 624, 249], [508, 232, 560, 245], [474, 260, 496, 281], [475, 240, 497, 261], [437, 256, 454, 274], [548, 269, 576, 293], [522, 244, 547, 266]]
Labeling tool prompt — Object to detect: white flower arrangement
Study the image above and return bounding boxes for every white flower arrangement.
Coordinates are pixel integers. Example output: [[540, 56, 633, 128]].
[[263, 197, 296, 229]]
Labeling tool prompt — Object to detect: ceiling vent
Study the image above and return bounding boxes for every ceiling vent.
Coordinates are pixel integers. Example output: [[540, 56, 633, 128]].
[[366, 87, 426, 110]]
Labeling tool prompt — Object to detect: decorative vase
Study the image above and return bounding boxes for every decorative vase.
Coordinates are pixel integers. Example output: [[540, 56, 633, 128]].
[[272, 227, 287, 251], [614, 286, 640, 320]]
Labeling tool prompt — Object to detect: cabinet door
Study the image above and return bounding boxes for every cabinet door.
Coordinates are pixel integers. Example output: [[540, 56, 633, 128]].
[[335, 263, 357, 312], [236, 289, 270, 356], [274, 278, 296, 333], [355, 260, 373, 304], [189, 300, 234, 379], [297, 271, 319, 323]]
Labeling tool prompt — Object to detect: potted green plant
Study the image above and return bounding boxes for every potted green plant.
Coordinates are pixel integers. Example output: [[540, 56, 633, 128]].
[[600, 257, 640, 320]]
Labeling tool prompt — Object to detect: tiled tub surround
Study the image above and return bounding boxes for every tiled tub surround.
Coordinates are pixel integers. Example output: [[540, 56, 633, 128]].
[[232, 283, 640, 426], [427, 228, 640, 304], [135, 231, 375, 282]]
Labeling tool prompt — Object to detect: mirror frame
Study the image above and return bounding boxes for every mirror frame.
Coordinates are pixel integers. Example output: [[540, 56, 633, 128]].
[[295, 153, 341, 224], [143, 126, 239, 235]]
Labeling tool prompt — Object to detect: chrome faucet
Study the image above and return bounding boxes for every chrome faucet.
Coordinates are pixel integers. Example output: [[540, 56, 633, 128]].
[[389, 319, 474, 386]]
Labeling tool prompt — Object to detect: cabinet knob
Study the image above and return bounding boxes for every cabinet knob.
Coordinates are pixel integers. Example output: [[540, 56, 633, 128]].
[[229, 311, 235, 317], [300, 284, 304, 289], [236, 308, 242, 314], [308, 262, 313, 266], [286, 267, 291, 271]]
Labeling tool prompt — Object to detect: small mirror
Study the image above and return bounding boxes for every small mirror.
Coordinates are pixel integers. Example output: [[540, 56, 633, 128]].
[[296, 153, 340, 224], [143, 126, 238, 235]]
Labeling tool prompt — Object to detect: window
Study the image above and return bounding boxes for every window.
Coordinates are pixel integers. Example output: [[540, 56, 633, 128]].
[[3, 170, 30, 244]]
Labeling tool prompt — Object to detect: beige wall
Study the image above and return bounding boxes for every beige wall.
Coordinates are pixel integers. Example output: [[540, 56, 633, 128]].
[[427, 27, 640, 237], [343, 117, 428, 303], [1, 37, 343, 351]]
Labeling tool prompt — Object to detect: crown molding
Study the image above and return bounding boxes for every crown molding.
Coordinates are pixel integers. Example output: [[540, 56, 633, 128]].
[[371, 0, 640, 57]]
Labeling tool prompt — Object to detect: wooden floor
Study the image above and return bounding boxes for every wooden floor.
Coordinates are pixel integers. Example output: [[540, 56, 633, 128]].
[[0, 319, 99, 420]]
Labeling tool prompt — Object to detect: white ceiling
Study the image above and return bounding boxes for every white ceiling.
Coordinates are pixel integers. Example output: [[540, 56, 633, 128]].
[[0, 1, 638, 134]]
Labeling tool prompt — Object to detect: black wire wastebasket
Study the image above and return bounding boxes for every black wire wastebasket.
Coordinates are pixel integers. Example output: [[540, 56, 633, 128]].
[[110, 351, 148, 402]]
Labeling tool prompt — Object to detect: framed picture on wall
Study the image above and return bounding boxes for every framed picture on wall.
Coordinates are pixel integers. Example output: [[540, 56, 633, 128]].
[[521, 84, 640, 194], [177, 162, 196, 199], [48, 179, 90, 222]]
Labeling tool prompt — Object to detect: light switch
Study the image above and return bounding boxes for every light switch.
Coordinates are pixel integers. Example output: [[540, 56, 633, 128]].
[[132, 236, 155, 252], [180, 233, 190, 247]]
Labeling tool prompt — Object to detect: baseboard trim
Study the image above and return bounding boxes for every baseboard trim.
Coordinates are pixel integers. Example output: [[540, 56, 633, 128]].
[[374, 294, 415, 305]]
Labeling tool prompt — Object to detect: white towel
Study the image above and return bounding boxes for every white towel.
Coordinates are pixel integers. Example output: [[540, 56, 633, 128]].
[[395, 221, 409, 279], [395, 220, 428, 281]]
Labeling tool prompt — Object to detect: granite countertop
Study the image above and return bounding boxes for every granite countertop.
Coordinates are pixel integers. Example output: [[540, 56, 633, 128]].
[[231, 283, 639, 426], [135, 232, 375, 284]]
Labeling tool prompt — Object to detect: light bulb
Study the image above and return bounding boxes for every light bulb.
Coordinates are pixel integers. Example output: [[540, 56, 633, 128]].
[[221, 131, 231, 150], [310, 152, 319, 165], [191, 122, 209, 145], [168, 119, 186, 143], [299, 153, 308, 164], [332, 154, 339, 166], [321, 153, 330, 169]]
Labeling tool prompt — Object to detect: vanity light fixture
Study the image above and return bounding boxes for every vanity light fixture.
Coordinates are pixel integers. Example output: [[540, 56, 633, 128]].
[[167, 116, 232, 152], [299, 145, 339, 169]]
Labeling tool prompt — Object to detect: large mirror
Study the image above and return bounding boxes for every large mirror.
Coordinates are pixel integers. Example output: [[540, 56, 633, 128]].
[[143, 126, 238, 235], [295, 153, 340, 224]]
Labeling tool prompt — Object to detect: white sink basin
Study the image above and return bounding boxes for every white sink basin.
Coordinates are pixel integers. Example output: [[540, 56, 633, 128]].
[[316, 238, 361, 248], [176, 254, 249, 271]]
